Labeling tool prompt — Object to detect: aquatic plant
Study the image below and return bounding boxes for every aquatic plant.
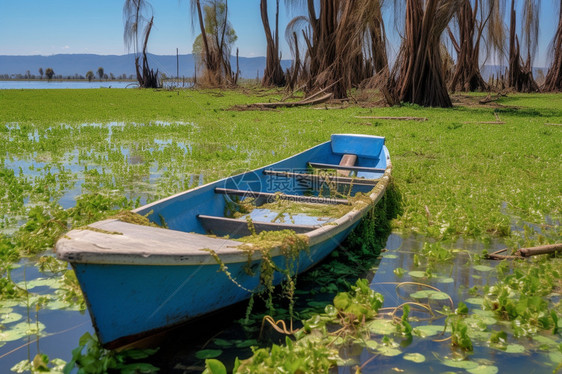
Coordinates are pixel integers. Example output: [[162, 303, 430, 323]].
[[63, 332, 158, 373]]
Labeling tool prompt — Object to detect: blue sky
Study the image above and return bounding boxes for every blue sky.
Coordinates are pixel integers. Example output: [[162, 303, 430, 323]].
[[0, 0, 558, 67]]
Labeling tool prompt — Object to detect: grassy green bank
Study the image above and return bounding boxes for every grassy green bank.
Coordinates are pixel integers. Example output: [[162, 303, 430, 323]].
[[0, 88, 561, 372]]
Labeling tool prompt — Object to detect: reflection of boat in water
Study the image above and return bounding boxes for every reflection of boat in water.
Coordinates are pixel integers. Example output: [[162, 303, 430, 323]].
[[56, 134, 392, 348]]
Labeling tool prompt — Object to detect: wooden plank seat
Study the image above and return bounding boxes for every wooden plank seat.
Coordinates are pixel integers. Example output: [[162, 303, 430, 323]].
[[308, 162, 385, 173], [337, 154, 357, 177], [215, 188, 350, 205], [197, 214, 317, 237], [262, 170, 379, 186]]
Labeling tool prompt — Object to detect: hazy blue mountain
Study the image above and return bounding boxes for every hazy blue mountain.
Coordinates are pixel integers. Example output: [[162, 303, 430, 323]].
[[0, 54, 293, 80]]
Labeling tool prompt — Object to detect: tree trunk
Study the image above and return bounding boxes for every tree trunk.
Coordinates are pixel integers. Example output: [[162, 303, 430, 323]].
[[544, 0, 562, 91], [449, 0, 487, 91], [196, 0, 220, 86], [387, 0, 458, 107], [507, 0, 539, 92], [261, 0, 285, 87]]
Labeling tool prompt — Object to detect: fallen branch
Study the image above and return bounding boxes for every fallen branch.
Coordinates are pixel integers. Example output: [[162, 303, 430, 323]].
[[471, 121, 505, 124], [241, 92, 333, 109], [518, 243, 562, 257], [464, 112, 505, 125], [485, 248, 521, 260], [486, 243, 562, 260], [354, 116, 428, 121], [479, 92, 507, 104]]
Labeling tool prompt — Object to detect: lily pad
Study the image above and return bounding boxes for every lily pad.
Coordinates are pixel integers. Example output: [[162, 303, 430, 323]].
[[409, 290, 449, 300], [473, 265, 493, 272], [12, 321, 46, 336], [533, 335, 559, 349], [403, 353, 425, 363], [436, 277, 454, 284], [213, 338, 233, 347], [195, 349, 222, 359], [368, 319, 396, 335], [504, 344, 526, 354], [235, 339, 257, 348], [1, 312, 23, 324], [441, 358, 479, 370], [336, 357, 358, 366], [472, 309, 496, 318], [548, 350, 562, 364], [363, 339, 378, 350], [464, 297, 484, 306], [0, 329, 26, 342], [467, 330, 491, 341], [377, 346, 402, 357], [466, 313, 496, 326], [413, 325, 446, 337], [408, 271, 426, 278], [17, 278, 60, 290], [467, 365, 499, 374], [384, 254, 398, 259]]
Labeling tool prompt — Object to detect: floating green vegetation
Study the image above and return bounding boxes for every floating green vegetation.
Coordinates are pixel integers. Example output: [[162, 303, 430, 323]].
[[61, 332, 158, 374], [480, 256, 562, 337], [0, 89, 560, 370]]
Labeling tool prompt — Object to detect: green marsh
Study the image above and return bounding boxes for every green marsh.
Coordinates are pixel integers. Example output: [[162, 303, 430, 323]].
[[0, 88, 560, 372]]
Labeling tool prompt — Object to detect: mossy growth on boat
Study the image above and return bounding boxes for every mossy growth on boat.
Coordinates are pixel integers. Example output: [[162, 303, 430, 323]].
[[237, 229, 310, 316], [113, 210, 163, 228], [224, 196, 256, 218], [258, 199, 354, 222]]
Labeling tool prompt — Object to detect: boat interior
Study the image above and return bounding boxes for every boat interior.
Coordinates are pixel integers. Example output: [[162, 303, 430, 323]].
[[135, 134, 388, 239]]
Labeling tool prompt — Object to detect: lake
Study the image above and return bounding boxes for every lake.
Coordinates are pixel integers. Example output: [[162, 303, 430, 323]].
[[0, 80, 136, 89]]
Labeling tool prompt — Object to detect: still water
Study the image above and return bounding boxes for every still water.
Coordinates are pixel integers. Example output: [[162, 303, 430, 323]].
[[1, 234, 559, 373], [0, 81, 135, 89]]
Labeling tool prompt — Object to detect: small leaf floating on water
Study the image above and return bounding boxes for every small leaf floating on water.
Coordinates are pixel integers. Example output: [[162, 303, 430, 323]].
[[195, 349, 223, 360], [403, 353, 426, 363]]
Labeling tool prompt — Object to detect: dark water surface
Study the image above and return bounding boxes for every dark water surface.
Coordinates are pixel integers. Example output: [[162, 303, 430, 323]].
[[1, 233, 560, 373]]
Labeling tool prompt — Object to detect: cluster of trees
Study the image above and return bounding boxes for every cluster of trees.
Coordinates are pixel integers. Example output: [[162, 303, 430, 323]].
[[130, 0, 561, 106], [4, 67, 130, 81]]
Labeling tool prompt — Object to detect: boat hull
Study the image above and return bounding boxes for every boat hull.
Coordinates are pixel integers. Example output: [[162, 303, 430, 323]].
[[56, 133, 392, 347], [73, 224, 357, 347]]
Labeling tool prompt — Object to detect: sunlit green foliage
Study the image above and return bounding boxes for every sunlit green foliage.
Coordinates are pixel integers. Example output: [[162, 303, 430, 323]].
[[0, 89, 560, 371]]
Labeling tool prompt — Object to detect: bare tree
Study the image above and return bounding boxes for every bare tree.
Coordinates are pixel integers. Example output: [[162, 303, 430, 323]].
[[123, 0, 160, 88], [191, 0, 238, 87], [97, 67, 105, 81], [45, 68, 55, 80], [38, 67, 44, 80], [261, 0, 285, 87], [448, 0, 505, 91], [285, 0, 388, 99], [507, 0, 539, 92], [544, 0, 562, 91], [386, 0, 461, 107]]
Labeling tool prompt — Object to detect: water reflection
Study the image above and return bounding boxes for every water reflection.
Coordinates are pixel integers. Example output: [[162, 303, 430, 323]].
[[0, 259, 93, 371]]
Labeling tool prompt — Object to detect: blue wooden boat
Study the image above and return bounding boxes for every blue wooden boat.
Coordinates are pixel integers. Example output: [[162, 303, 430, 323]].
[[56, 134, 392, 348]]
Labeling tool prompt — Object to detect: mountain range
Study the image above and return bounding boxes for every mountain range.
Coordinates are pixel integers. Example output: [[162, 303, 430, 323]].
[[0, 54, 293, 80]]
